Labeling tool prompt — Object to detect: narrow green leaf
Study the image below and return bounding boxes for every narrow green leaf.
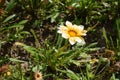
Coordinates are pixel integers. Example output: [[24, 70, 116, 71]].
[[70, 60, 80, 66], [5, 0, 17, 12], [3, 14, 16, 23], [86, 42, 98, 48], [66, 69, 79, 80], [18, 20, 28, 25], [9, 58, 25, 63]]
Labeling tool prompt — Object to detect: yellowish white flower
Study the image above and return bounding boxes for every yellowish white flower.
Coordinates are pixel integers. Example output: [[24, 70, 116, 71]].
[[6, 71, 11, 76], [58, 21, 87, 45], [34, 72, 42, 80], [4, 71, 11, 77]]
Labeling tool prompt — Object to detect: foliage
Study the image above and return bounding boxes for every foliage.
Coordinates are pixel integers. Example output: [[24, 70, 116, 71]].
[[0, 0, 120, 80], [102, 18, 120, 60]]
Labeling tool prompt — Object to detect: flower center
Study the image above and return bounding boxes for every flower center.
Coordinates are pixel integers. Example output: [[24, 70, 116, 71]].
[[36, 74, 40, 78], [68, 30, 77, 37]]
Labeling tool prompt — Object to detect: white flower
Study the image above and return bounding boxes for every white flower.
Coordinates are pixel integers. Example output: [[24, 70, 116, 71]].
[[58, 21, 87, 45], [34, 72, 42, 80]]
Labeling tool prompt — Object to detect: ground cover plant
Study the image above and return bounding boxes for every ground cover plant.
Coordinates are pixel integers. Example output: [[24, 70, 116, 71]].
[[0, 0, 120, 80]]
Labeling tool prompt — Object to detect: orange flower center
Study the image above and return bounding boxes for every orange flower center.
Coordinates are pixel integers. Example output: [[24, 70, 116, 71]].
[[37, 74, 40, 78], [68, 30, 77, 37]]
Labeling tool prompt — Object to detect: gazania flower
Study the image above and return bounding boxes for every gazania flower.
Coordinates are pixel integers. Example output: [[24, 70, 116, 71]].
[[58, 21, 87, 45], [4, 71, 11, 77], [34, 72, 42, 80]]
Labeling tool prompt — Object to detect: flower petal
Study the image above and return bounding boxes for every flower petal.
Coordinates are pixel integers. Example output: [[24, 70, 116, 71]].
[[77, 37, 86, 45], [81, 30, 87, 36], [75, 37, 82, 43], [57, 26, 67, 33], [66, 21, 72, 27], [62, 33, 69, 39], [69, 37, 76, 45], [80, 40, 86, 45], [78, 25, 84, 30], [57, 30, 62, 33]]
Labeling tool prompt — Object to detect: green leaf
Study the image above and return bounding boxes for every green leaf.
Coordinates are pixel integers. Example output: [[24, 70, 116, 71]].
[[110, 74, 119, 80], [51, 12, 59, 23], [18, 20, 28, 25], [0, 24, 23, 32], [19, 31, 30, 35], [9, 58, 25, 63], [3, 14, 16, 23], [86, 42, 98, 48], [70, 60, 80, 66], [32, 65, 42, 72], [5, 0, 17, 13], [23, 46, 39, 55], [66, 69, 79, 80]]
